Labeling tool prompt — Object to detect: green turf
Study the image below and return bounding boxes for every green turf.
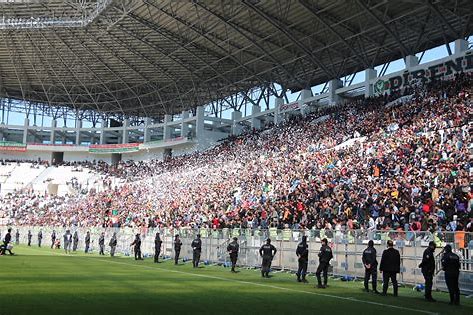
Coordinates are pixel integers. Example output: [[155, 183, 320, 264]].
[[0, 246, 471, 315]]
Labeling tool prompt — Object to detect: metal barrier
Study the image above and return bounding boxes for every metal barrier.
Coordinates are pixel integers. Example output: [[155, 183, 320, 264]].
[[3, 226, 473, 294]]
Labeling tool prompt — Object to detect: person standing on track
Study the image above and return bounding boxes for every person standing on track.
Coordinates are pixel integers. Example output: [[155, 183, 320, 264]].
[[227, 237, 239, 273], [64, 230, 72, 254], [154, 232, 162, 263], [73, 231, 79, 252], [174, 235, 182, 265], [37, 230, 42, 247], [191, 234, 202, 268], [441, 244, 461, 305], [27, 230, 32, 246], [296, 236, 309, 283], [51, 230, 56, 249], [362, 240, 379, 293], [85, 231, 91, 253], [0, 228, 12, 255], [109, 232, 117, 257], [130, 233, 142, 260], [315, 238, 333, 288], [259, 238, 277, 278], [419, 241, 436, 302], [379, 240, 400, 297], [99, 232, 105, 255]]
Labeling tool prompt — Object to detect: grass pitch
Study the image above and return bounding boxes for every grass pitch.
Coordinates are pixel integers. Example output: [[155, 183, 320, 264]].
[[0, 246, 472, 315]]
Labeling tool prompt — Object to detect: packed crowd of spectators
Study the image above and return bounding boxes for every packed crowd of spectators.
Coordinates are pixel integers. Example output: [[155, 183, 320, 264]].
[[0, 74, 472, 234]]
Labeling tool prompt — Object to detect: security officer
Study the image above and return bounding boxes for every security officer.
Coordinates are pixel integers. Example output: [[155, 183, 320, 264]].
[[419, 241, 436, 302], [174, 235, 182, 265], [63, 230, 72, 254], [296, 235, 309, 283], [15, 229, 20, 245], [130, 233, 142, 260], [73, 231, 79, 251], [191, 234, 202, 268], [362, 240, 379, 293], [259, 238, 277, 278], [98, 232, 105, 255], [27, 230, 32, 246], [227, 237, 239, 272], [154, 232, 162, 263], [441, 244, 460, 305], [85, 231, 91, 253], [316, 238, 333, 288], [379, 240, 400, 296], [37, 230, 43, 247], [1, 228, 12, 255], [51, 230, 56, 249], [109, 232, 117, 257]]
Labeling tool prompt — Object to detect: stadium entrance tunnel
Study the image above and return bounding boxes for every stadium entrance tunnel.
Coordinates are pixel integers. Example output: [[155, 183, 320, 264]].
[[51, 152, 64, 165]]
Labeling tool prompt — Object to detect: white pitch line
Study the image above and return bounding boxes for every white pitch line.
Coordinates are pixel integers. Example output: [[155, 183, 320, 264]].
[[18, 248, 438, 315]]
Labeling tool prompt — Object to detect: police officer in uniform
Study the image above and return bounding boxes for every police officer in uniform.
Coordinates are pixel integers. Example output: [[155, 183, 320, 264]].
[[191, 234, 202, 268], [51, 230, 56, 249], [27, 230, 32, 246], [73, 231, 79, 251], [259, 238, 277, 278], [154, 232, 162, 263], [85, 231, 91, 253], [174, 235, 182, 265], [379, 240, 400, 296], [227, 237, 239, 272], [109, 232, 117, 257], [362, 240, 379, 293], [316, 238, 333, 288], [296, 236, 309, 283], [130, 233, 142, 260], [98, 232, 105, 255], [37, 230, 43, 247], [419, 241, 436, 302], [441, 244, 460, 305], [63, 230, 72, 254], [15, 230, 20, 245]]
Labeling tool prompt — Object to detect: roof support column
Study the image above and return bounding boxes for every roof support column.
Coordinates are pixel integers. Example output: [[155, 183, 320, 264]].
[[180, 111, 190, 139], [122, 119, 129, 144], [143, 118, 151, 143], [100, 118, 106, 144], [22, 118, 29, 144], [251, 105, 261, 130], [404, 55, 419, 69], [454, 38, 468, 56], [231, 111, 242, 136], [164, 114, 172, 141], [75, 118, 82, 145], [195, 106, 204, 140], [364, 68, 377, 98], [329, 79, 343, 105], [274, 97, 283, 124], [50, 119, 57, 144], [300, 89, 312, 115]]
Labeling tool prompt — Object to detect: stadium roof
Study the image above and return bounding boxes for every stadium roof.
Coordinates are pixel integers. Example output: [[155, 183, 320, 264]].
[[0, 0, 472, 118]]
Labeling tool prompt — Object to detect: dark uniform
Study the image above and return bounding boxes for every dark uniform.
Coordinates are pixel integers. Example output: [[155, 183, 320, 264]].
[[130, 234, 142, 260], [38, 230, 43, 247], [227, 238, 239, 272], [99, 233, 105, 255], [51, 231, 56, 249], [15, 230, 20, 245], [63, 230, 72, 253], [379, 240, 400, 296], [296, 236, 309, 282], [259, 239, 277, 278], [362, 240, 378, 293], [1, 229, 12, 255], [316, 239, 333, 288], [441, 245, 460, 305], [73, 231, 79, 251], [85, 232, 91, 253], [419, 242, 436, 301], [191, 235, 202, 268], [109, 233, 117, 257], [154, 233, 162, 263], [174, 235, 182, 265], [27, 230, 32, 246]]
